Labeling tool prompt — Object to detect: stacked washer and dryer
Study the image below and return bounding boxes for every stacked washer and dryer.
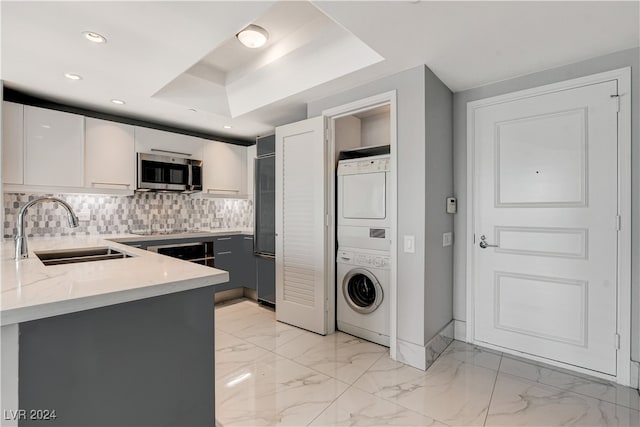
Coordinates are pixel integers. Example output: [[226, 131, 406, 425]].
[[336, 149, 391, 347]]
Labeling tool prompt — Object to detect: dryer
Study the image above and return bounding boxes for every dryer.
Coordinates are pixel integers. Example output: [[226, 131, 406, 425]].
[[336, 248, 390, 346], [337, 154, 391, 251]]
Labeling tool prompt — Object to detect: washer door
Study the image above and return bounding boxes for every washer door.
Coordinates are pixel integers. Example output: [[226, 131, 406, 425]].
[[342, 268, 384, 314]]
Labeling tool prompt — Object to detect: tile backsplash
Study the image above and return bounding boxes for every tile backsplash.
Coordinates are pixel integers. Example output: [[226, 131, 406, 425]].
[[3, 192, 253, 238]]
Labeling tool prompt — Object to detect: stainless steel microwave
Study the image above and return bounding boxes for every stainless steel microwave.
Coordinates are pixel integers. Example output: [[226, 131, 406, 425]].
[[137, 153, 202, 193]]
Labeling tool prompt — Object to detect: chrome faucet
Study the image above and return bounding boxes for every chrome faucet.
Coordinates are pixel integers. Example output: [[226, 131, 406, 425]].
[[15, 196, 80, 259]]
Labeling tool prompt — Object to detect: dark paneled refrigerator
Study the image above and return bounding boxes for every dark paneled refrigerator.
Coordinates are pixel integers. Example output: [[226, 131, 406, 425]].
[[254, 135, 276, 305]]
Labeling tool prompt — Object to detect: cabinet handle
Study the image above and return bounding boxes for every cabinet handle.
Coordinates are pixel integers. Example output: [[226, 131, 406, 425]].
[[150, 148, 192, 157], [207, 188, 240, 193], [216, 237, 232, 241], [92, 182, 131, 188], [217, 251, 232, 255], [244, 237, 253, 240]]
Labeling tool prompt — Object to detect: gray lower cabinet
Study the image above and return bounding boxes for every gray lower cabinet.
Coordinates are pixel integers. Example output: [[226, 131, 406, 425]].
[[122, 234, 258, 294], [213, 235, 256, 293], [238, 236, 257, 290], [256, 255, 275, 305]]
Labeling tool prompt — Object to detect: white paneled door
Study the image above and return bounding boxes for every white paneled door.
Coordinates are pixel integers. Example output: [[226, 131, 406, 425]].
[[473, 79, 620, 375], [275, 117, 331, 335]]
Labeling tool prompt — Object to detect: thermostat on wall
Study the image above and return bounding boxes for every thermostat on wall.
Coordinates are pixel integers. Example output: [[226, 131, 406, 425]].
[[446, 197, 457, 214]]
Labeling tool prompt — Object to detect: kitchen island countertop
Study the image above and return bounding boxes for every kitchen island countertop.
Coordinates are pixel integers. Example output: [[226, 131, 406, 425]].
[[1, 232, 231, 325]]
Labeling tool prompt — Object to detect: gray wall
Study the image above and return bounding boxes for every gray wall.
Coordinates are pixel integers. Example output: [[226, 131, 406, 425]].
[[452, 47, 640, 362], [424, 67, 454, 341], [309, 65, 454, 348]]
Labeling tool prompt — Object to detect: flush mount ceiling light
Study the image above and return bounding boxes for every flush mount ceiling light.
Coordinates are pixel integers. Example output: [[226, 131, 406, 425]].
[[83, 31, 107, 44], [110, 99, 126, 105], [223, 125, 232, 129], [236, 24, 269, 48], [64, 73, 82, 80]]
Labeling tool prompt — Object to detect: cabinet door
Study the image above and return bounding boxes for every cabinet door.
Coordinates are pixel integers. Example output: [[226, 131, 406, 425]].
[[256, 256, 275, 305], [85, 118, 135, 190], [238, 236, 256, 290], [2, 102, 24, 184], [202, 141, 247, 196], [24, 106, 84, 187], [246, 144, 256, 198], [214, 236, 237, 291], [134, 127, 203, 159]]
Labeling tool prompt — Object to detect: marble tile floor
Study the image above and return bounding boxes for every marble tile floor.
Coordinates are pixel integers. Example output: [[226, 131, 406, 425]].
[[215, 299, 640, 426]]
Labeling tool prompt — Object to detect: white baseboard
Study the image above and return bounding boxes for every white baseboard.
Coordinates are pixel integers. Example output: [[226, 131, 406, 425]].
[[454, 319, 467, 341], [396, 320, 454, 371], [396, 339, 427, 370]]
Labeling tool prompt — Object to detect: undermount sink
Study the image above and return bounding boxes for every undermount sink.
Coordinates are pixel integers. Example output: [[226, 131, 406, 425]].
[[35, 247, 133, 266]]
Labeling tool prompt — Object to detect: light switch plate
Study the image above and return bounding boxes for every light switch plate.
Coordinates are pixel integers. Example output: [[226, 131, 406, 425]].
[[443, 232, 453, 247], [403, 235, 415, 253]]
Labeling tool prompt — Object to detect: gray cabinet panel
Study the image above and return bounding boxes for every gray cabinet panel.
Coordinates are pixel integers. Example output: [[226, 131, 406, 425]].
[[214, 235, 256, 292], [238, 236, 256, 290], [256, 256, 275, 305]]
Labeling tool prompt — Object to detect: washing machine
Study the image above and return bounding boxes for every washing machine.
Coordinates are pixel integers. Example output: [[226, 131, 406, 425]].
[[337, 154, 391, 251], [336, 248, 390, 347]]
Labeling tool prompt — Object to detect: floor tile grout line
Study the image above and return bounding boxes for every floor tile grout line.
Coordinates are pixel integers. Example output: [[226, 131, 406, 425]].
[[304, 382, 352, 427], [483, 354, 503, 427], [348, 348, 389, 384]]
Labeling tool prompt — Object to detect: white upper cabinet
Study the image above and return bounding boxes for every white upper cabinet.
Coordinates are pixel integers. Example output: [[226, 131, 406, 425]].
[[24, 106, 84, 187], [202, 141, 247, 197], [246, 144, 257, 198], [85, 118, 135, 190], [134, 126, 204, 159], [2, 101, 24, 184]]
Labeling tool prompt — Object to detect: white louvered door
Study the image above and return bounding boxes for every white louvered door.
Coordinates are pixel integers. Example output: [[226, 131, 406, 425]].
[[275, 117, 329, 335]]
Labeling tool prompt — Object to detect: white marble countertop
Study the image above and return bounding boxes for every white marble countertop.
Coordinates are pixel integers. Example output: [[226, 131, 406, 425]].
[[111, 228, 253, 243], [0, 232, 239, 326]]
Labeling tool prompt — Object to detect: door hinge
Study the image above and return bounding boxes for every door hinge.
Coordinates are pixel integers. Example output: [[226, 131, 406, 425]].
[[325, 214, 330, 227], [616, 215, 621, 231], [615, 333, 621, 350], [611, 94, 620, 112]]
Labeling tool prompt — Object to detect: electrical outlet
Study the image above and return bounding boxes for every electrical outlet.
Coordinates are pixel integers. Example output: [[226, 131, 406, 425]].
[[443, 232, 453, 247], [403, 235, 415, 253], [78, 210, 91, 221]]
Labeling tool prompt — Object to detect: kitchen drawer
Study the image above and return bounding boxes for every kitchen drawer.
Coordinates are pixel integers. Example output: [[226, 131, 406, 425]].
[[213, 235, 238, 253]]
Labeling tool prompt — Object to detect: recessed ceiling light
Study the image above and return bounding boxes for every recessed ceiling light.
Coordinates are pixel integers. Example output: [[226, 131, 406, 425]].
[[236, 25, 269, 49], [223, 125, 232, 129], [83, 31, 107, 44], [64, 73, 83, 81], [110, 99, 126, 105]]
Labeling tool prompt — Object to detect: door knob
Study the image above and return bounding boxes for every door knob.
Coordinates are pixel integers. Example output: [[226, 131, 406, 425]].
[[479, 235, 498, 249]]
